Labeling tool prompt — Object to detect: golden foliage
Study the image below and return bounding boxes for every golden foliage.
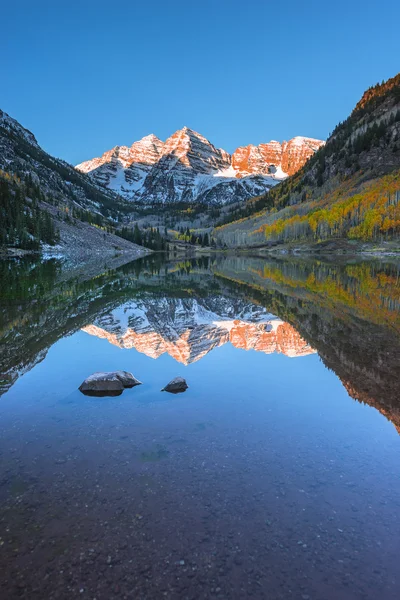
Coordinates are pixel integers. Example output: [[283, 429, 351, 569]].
[[261, 170, 400, 242]]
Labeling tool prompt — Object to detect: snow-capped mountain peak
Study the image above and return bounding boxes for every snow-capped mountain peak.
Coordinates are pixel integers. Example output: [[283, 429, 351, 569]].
[[76, 128, 324, 205]]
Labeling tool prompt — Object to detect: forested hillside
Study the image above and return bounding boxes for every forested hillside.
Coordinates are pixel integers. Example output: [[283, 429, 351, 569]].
[[0, 110, 147, 256], [0, 172, 58, 249], [0, 110, 125, 217], [214, 73, 400, 248]]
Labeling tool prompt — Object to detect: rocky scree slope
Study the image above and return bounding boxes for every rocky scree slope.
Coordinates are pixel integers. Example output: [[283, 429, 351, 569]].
[[76, 127, 323, 206]]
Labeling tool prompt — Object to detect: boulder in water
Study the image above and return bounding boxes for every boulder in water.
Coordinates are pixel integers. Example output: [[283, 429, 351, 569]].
[[113, 370, 142, 388], [161, 377, 188, 394], [79, 371, 142, 396]]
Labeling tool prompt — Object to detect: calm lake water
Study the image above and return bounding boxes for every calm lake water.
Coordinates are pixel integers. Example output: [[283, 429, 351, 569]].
[[0, 254, 399, 599]]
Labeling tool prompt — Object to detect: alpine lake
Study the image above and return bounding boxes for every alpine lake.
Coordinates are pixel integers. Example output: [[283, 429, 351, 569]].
[[0, 252, 399, 600]]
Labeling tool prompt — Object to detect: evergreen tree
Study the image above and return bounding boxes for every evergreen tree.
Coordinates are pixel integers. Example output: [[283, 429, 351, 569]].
[[133, 223, 142, 245]]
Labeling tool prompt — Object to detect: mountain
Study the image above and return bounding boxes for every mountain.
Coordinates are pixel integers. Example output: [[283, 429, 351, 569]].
[[76, 127, 324, 206], [232, 137, 323, 177], [214, 73, 400, 248], [81, 296, 314, 364], [75, 134, 165, 193], [0, 109, 147, 257], [0, 109, 118, 214]]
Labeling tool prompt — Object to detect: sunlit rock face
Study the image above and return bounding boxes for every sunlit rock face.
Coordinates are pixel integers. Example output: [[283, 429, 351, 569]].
[[231, 137, 324, 178], [76, 129, 324, 205], [81, 297, 315, 364], [159, 127, 231, 173], [280, 137, 325, 175], [231, 141, 283, 177], [136, 127, 232, 204], [82, 323, 229, 365]]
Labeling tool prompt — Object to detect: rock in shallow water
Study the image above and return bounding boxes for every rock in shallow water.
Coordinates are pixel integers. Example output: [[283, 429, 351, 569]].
[[161, 377, 188, 394], [79, 371, 142, 396], [113, 370, 142, 388]]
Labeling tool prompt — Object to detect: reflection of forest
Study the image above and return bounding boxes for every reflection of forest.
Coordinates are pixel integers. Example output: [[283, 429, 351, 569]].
[[1, 254, 399, 435], [214, 255, 400, 434]]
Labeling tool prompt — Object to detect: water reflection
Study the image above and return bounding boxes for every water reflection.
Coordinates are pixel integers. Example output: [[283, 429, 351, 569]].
[[81, 297, 314, 363], [1, 253, 400, 599], [1, 254, 399, 432], [214, 255, 400, 434]]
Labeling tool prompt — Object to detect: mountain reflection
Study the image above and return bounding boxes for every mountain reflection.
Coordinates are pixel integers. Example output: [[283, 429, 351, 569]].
[[0, 254, 399, 433], [81, 297, 314, 364]]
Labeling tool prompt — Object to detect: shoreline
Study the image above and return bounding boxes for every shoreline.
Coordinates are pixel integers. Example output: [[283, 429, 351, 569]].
[[211, 238, 400, 259]]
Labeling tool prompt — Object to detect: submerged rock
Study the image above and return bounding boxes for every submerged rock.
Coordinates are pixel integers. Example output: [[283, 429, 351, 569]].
[[79, 371, 142, 396], [161, 377, 188, 394]]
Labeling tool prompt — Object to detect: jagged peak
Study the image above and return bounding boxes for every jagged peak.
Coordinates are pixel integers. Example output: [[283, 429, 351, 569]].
[[133, 133, 164, 146], [171, 126, 210, 141]]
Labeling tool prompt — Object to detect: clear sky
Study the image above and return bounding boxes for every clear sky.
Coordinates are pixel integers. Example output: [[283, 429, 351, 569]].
[[2, 0, 400, 165]]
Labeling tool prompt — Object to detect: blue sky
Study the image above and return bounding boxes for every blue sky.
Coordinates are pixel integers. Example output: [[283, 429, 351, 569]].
[[2, 0, 399, 164]]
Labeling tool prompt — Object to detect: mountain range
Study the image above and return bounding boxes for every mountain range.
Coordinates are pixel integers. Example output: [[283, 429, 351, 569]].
[[1, 71, 399, 255], [76, 128, 324, 205]]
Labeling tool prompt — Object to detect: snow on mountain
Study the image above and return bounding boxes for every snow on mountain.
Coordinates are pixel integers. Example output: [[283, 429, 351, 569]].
[[76, 133, 165, 197], [76, 128, 324, 205]]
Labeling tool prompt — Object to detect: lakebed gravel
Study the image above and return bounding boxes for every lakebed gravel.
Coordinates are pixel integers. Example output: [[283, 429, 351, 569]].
[[0, 387, 398, 600]]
